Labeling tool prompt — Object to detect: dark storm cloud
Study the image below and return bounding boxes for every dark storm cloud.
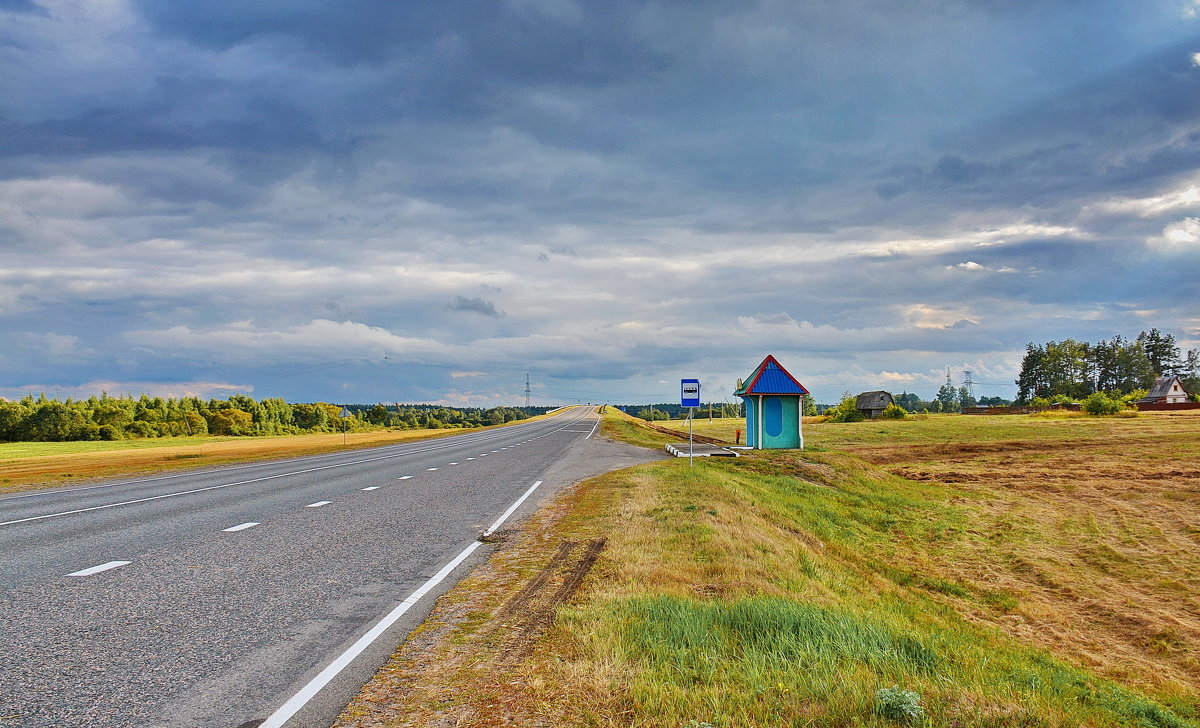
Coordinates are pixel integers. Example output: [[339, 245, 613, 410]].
[[876, 36, 1200, 207], [447, 296, 504, 318]]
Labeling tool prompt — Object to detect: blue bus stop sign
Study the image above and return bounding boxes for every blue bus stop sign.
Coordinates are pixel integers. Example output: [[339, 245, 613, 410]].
[[681, 379, 701, 408]]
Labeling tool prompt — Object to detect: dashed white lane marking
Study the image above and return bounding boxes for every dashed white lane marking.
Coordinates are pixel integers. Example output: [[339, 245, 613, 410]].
[[397, 476, 413, 480], [67, 560, 130, 577], [449, 462, 458, 466], [426, 467, 439, 471], [361, 486, 380, 491], [489, 450, 498, 453], [479, 453, 488, 457], [258, 478, 547, 728], [465, 457, 475, 460], [305, 501, 331, 508], [1, 416, 579, 526], [222, 522, 260, 532]]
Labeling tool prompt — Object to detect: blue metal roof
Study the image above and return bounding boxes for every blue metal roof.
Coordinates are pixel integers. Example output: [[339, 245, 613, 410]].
[[735, 355, 808, 395]]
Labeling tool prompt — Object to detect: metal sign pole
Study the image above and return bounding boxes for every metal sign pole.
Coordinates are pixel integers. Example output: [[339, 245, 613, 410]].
[[338, 407, 352, 446], [688, 408, 694, 467]]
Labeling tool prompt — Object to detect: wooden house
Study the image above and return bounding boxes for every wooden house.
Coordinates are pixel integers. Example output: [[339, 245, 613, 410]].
[[855, 391, 894, 419], [1137, 375, 1191, 405]]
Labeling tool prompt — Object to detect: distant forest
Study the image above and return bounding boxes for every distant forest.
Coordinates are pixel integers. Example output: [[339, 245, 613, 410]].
[[1015, 328, 1198, 403], [0, 393, 549, 443]]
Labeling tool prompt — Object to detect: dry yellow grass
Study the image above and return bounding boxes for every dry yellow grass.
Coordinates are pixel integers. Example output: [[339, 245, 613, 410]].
[[854, 423, 1200, 697]]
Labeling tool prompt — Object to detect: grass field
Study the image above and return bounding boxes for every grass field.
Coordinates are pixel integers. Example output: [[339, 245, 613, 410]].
[[335, 407, 1200, 728]]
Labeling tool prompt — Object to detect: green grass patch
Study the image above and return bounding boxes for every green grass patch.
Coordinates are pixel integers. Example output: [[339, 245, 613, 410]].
[[0, 437, 231, 457], [596, 593, 1191, 727]]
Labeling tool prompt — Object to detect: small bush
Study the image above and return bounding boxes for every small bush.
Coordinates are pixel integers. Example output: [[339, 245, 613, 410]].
[[876, 685, 925, 722], [1082, 392, 1123, 416], [825, 396, 866, 423], [879, 403, 907, 419]]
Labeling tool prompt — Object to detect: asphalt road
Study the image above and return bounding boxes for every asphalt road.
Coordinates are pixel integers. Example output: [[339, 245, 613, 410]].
[[0, 407, 660, 727]]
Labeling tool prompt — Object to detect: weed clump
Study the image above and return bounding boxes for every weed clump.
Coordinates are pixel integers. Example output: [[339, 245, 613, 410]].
[[875, 685, 925, 722]]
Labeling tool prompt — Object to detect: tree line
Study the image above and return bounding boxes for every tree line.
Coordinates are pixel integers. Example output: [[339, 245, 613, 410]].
[[0, 393, 546, 442], [888, 391, 1010, 414], [1015, 328, 1199, 403]]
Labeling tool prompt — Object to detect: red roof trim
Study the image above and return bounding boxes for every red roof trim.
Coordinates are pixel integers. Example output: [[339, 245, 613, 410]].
[[744, 354, 807, 394]]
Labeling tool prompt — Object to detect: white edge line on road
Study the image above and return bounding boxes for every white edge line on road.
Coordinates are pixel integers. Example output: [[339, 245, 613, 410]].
[[258, 477, 550, 728], [484, 480, 543, 537], [587, 417, 599, 439], [222, 522, 260, 532], [66, 560, 130, 577], [305, 501, 331, 508], [257, 540, 485, 728]]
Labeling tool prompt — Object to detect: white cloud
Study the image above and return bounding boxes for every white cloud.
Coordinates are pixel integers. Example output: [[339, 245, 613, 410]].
[[1149, 217, 1200, 251], [1084, 178, 1200, 219], [39, 332, 92, 360], [903, 304, 979, 330]]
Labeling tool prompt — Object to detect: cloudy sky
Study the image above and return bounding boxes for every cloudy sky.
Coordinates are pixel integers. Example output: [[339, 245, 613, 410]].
[[2, 0, 1199, 406]]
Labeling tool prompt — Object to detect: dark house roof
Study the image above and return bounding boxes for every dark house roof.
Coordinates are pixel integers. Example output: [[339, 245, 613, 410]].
[[855, 391, 894, 410], [1148, 376, 1185, 398], [734, 355, 808, 396]]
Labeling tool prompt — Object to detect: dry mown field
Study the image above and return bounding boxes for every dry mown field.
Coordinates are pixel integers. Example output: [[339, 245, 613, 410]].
[[848, 416, 1200, 698]]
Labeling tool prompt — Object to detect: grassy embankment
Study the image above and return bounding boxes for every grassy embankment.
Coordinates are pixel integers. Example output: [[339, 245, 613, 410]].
[[0, 413, 560, 493], [336, 408, 1199, 728]]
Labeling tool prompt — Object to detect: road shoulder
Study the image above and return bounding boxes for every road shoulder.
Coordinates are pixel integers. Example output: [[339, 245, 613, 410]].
[[331, 435, 663, 728]]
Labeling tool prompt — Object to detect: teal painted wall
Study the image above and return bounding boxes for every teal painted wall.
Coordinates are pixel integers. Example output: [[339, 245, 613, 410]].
[[744, 397, 758, 447], [741, 394, 801, 449]]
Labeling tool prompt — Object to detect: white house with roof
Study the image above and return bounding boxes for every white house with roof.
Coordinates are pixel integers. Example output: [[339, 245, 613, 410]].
[[1138, 375, 1191, 404]]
